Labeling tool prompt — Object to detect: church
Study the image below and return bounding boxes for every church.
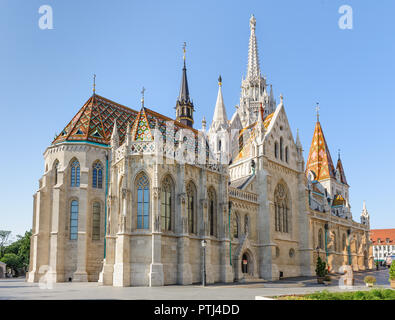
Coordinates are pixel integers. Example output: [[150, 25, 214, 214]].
[[27, 15, 372, 286]]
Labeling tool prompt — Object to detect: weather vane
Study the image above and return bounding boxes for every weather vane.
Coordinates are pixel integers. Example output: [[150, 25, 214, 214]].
[[141, 86, 146, 108], [182, 42, 186, 61]]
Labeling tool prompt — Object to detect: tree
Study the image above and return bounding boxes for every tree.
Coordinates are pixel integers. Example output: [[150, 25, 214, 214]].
[[315, 256, 328, 278], [3, 230, 32, 271], [0, 230, 11, 258], [0, 253, 23, 276]]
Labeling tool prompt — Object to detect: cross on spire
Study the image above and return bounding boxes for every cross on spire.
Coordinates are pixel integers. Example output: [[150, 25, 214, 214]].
[[182, 42, 186, 61], [141, 87, 146, 108], [93, 74, 96, 94], [316, 102, 320, 121]]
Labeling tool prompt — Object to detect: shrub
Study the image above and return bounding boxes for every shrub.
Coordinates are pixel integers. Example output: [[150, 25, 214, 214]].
[[389, 263, 395, 281], [324, 275, 331, 282], [364, 276, 376, 284], [315, 256, 328, 277]]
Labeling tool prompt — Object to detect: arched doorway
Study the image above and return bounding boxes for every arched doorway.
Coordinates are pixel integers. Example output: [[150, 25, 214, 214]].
[[241, 253, 249, 274]]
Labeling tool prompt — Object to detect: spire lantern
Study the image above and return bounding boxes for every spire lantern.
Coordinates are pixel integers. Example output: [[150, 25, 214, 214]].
[[175, 42, 194, 127]]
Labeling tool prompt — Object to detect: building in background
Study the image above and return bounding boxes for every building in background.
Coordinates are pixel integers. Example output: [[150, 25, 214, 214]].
[[370, 229, 395, 263]]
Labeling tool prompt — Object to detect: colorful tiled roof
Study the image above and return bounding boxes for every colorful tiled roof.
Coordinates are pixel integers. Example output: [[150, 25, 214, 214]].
[[305, 121, 336, 181], [332, 194, 345, 206], [235, 112, 274, 161], [52, 94, 201, 149], [336, 158, 348, 185], [370, 229, 395, 244]]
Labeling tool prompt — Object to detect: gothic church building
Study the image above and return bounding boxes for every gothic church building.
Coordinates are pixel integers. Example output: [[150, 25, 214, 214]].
[[28, 16, 372, 286]]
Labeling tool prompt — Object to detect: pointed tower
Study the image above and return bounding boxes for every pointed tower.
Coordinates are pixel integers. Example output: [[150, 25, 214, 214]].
[[305, 115, 336, 182], [175, 44, 194, 127], [360, 201, 370, 226], [209, 75, 229, 134], [336, 153, 348, 186], [237, 15, 274, 128]]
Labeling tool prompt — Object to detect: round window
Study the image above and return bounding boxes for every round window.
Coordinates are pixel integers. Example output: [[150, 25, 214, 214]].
[[289, 248, 295, 258]]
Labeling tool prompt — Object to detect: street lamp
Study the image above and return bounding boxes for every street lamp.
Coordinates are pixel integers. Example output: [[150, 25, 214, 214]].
[[201, 240, 207, 287]]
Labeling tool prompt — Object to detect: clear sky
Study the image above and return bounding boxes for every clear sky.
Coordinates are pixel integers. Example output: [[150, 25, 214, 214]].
[[0, 0, 394, 237]]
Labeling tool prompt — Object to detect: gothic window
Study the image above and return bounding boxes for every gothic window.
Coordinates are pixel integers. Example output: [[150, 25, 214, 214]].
[[332, 232, 337, 252], [285, 146, 289, 163], [70, 159, 80, 187], [244, 215, 249, 235], [187, 182, 197, 234], [208, 188, 217, 237], [318, 229, 323, 249], [136, 173, 150, 229], [54, 160, 59, 185], [92, 202, 101, 240], [280, 137, 283, 161], [70, 200, 79, 240], [232, 213, 239, 239], [161, 176, 173, 231], [274, 183, 290, 233], [218, 140, 222, 151], [274, 142, 279, 159], [92, 161, 103, 189]]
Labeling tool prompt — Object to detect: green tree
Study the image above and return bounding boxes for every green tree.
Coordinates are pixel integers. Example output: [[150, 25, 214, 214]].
[[315, 256, 328, 277], [0, 253, 23, 276], [0, 230, 11, 258], [4, 230, 32, 271]]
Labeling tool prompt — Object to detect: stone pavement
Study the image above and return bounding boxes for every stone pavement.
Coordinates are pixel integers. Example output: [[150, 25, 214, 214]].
[[0, 269, 391, 300]]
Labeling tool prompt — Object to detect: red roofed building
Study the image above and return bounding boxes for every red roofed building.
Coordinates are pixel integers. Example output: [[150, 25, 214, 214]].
[[370, 229, 395, 262]]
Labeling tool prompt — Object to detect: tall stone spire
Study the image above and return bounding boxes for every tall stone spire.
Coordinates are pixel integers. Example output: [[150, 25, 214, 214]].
[[247, 14, 260, 80], [209, 75, 228, 134], [175, 42, 194, 127]]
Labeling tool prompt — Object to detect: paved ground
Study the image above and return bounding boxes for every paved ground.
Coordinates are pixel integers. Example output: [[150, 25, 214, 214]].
[[0, 268, 391, 300]]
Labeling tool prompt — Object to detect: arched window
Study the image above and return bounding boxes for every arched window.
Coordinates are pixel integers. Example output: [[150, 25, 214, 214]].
[[136, 173, 150, 229], [70, 200, 79, 240], [280, 137, 283, 161], [274, 142, 279, 159], [285, 146, 289, 163], [233, 213, 239, 239], [318, 229, 323, 249], [92, 202, 101, 240], [342, 233, 347, 251], [187, 182, 197, 234], [161, 176, 173, 231], [244, 215, 249, 235], [274, 183, 290, 233], [70, 159, 80, 187], [92, 161, 103, 189], [332, 232, 337, 252], [54, 160, 59, 185], [218, 140, 222, 151], [208, 188, 217, 237]]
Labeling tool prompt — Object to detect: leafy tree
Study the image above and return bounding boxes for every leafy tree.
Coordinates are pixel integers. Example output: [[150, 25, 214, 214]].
[[0, 253, 23, 276], [0, 230, 11, 258], [4, 230, 32, 271]]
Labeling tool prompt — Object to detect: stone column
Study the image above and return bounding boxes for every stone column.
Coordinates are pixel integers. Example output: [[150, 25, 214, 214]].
[[257, 165, 275, 280], [113, 188, 131, 286], [73, 170, 88, 282], [149, 165, 164, 286]]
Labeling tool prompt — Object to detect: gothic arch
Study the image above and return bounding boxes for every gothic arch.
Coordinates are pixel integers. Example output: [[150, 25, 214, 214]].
[[273, 181, 291, 234], [233, 237, 258, 280], [207, 186, 217, 237], [186, 180, 197, 234], [160, 174, 175, 232]]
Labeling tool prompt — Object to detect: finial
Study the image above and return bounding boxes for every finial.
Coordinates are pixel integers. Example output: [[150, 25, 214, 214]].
[[280, 93, 283, 104], [316, 102, 320, 121], [182, 42, 186, 61], [250, 14, 256, 30], [338, 148, 341, 160], [218, 75, 222, 87], [93, 74, 96, 95], [141, 87, 146, 108], [202, 116, 206, 131]]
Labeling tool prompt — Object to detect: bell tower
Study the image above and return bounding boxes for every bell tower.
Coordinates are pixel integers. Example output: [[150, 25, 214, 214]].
[[175, 42, 194, 127]]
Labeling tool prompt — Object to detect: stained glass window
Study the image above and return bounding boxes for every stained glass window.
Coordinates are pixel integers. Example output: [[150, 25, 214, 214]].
[[137, 173, 150, 229], [161, 176, 173, 231], [92, 162, 103, 189], [71, 160, 80, 187], [92, 202, 101, 240], [187, 182, 196, 234], [70, 200, 79, 240]]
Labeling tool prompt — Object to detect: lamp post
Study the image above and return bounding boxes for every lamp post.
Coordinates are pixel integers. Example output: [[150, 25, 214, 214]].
[[201, 240, 207, 287]]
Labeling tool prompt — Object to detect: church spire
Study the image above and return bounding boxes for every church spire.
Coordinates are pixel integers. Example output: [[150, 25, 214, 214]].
[[247, 14, 260, 79], [176, 42, 194, 127], [209, 75, 228, 134], [305, 114, 336, 181]]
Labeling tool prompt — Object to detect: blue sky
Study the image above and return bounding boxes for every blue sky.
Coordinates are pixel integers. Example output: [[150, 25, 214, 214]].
[[0, 0, 394, 237]]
